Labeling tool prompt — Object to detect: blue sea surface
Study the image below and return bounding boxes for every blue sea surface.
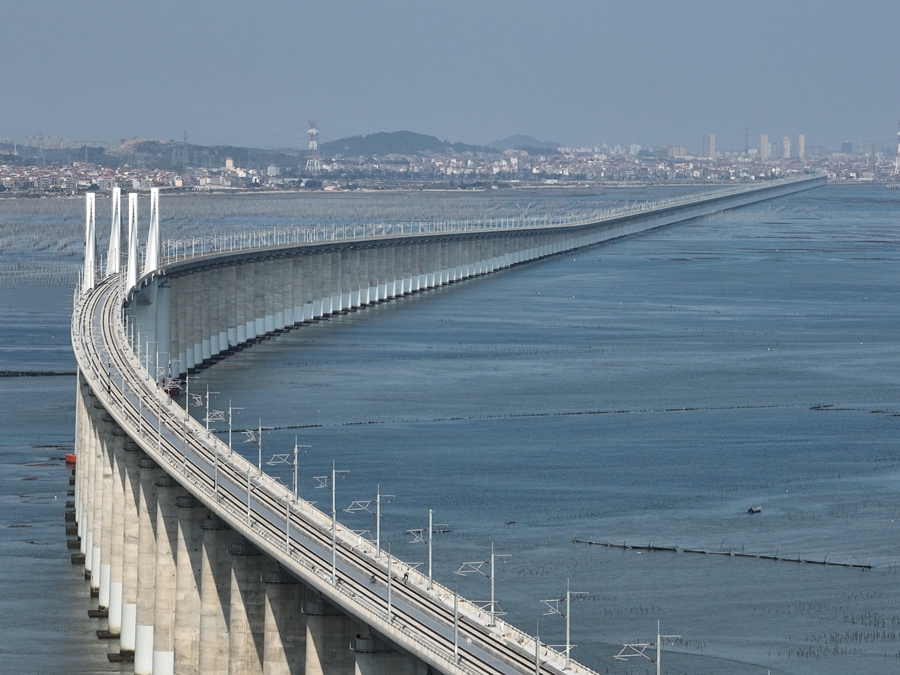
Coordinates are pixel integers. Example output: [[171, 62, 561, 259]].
[[0, 184, 898, 674], [198, 185, 900, 674]]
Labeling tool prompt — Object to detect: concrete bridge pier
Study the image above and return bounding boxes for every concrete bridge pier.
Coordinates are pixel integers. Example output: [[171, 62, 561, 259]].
[[117, 439, 142, 658], [134, 456, 163, 675], [73, 379, 89, 547], [88, 408, 112, 598], [152, 474, 182, 675], [229, 540, 267, 675], [104, 437, 126, 637], [199, 516, 237, 674], [303, 598, 361, 675], [85, 396, 103, 582], [261, 567, 306, 675], [352, 635, 425, 675], [174, 494, 204, 674], [96, 414, 116, 611], [76, 386, 97, 565]]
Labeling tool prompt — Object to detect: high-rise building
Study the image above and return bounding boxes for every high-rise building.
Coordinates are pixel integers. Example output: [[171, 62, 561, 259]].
[[782, 136, 791, 159], [797, 134, 805, 160], [760, 133, 769, 161], [701, 133, 716, 160], [841, 141, 853, 154]]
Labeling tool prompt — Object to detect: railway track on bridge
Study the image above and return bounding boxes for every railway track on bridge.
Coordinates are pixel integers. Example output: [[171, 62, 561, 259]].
[[74, 276, 600, 675]]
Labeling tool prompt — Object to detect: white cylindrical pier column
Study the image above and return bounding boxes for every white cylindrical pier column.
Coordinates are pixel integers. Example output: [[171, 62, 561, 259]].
[[89, 410, 105, 594], [97, 420, 115, 610], [74, 378, 89, 540], [117, 440, 142, 657], [84, 400, 100, 573], [104, 439, 126, 637], [152, 474, 180, 675], [134, 456, 162, 675]]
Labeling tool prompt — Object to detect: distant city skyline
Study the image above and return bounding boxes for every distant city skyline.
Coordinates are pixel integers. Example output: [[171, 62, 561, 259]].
[[1, 1, 898, 151], [4, 128, 894, 161]]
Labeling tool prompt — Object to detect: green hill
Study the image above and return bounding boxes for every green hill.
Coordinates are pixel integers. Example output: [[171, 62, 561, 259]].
[[319, 131, 487, 158]]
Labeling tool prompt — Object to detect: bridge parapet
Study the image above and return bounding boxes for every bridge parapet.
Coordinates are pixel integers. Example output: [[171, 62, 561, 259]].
[[159, 172, 824, 266]]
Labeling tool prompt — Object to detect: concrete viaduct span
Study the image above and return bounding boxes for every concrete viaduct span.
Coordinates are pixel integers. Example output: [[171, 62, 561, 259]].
[[69, 175, 825, 675]]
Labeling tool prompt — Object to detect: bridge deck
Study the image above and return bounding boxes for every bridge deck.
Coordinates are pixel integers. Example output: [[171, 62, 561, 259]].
[[73, 277, 590, 675]]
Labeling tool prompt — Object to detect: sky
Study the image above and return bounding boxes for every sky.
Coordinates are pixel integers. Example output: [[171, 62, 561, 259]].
[[2, 1, 899, 153]]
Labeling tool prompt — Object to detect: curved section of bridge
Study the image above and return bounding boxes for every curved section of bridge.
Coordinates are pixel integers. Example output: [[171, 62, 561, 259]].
[[70, 175, 824, 675]]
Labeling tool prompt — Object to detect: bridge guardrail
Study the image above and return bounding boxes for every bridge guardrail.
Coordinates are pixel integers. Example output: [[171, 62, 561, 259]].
[[158, 173, 825, 266]]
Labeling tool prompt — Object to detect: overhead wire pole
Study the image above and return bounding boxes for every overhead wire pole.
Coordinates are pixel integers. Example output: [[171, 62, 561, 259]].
[[315, 461, 349, 584], [429, 509, 433, 590], [406, 510, 449, 591], [243, 423, 264, 477], [227, 401, 243, 456], [542, 578, 588, 670], [455, 542, 511, 627], [345, 485, 394, 557], [267, 438, 310, 503], [614, 621, 680, 675], [267, 439, 311, 554], [293, 438, 309, 502]]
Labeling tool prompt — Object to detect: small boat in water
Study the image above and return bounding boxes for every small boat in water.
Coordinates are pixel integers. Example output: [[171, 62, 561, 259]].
[[747, 506, 762, 514]]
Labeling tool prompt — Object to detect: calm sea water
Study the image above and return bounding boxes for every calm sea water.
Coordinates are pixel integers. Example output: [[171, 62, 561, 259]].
[[1, 184, 898, 674]]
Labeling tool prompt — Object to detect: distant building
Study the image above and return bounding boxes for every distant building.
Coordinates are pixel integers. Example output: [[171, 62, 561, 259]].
[[267, 164, 280, 177], [665, 145, 687, 158], [701, 134, 716, 160], [760, 133, 769, 161], [225, 157, 235, 171], [782, 136, 791, 159], [841, 141, 853, 154], [797, 134, 805, 160]]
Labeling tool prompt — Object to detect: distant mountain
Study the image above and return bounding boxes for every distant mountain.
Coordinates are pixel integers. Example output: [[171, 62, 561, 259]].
[[319, 131, 487, 158], [488, 135, 561, 151], [103, 138, 301, 171]]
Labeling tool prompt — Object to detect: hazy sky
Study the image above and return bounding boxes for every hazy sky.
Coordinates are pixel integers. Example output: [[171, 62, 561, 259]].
[[2, 1, 898, 152]]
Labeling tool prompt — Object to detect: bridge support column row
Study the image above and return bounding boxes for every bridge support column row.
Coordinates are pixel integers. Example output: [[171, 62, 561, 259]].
[[77, 401, 407, 675], [166, 233, 566, 378]]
